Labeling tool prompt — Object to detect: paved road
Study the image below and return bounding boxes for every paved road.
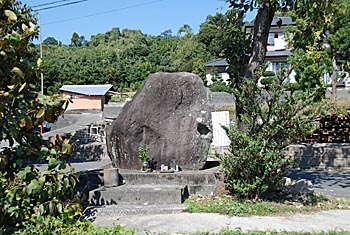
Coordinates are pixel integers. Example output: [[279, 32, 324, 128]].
[[92, 209, 350, 234], [90, 168, 350, 233], [0, 111, 103, 147], [287, 169, 350, 198], [4, 111, 350, 233], [43, 111, 103, 139]]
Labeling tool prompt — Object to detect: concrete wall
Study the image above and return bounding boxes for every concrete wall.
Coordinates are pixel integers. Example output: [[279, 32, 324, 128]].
[[103, 102, 125, 120], [63, 92, 104, 110], [211, 92, 235, 108]]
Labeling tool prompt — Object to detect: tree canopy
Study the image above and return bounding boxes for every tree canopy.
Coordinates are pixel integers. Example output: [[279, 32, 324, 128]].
[[286, 0, 350, 102], [42, 26, 214, 93], [0, 1, 80, 231]]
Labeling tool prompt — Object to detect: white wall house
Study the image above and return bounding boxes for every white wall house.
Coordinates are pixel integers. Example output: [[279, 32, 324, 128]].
[[205, 17, 298, 85], [248, 17, 296, 83], [205, 58, 230, 86]]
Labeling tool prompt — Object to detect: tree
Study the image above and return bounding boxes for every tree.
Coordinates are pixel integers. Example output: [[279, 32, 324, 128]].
[[227, 0, 293, 78], [219, 1, 330, 199], [198, 12, 227, 57], [177, 24, 193, 36], [42, 24, 213, 94], [160, 29, 172, 38], [221, 9, 252, 85], [43, 36, 59, 45], [192, 58, 206, 81], [70, 32, 85, 47], [286, 0, 350, 105], [0, 1, 80, 231]]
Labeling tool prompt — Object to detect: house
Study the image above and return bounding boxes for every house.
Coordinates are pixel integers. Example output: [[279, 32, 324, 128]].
[[60, 84, 113, 111], [205, 58, 230, 85], [205, 17, 296, 85], [246, 16, 295, 79]]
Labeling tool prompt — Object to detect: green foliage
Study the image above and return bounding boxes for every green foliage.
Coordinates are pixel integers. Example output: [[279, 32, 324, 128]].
[[42, 26, 212, 94], [13, 216, 135, 235], [0, 0, 81, 232], [192, 58, 206, 81], [198, 12, 228, 58], [221, 9, 252, 85], [70, 32, 85, 47], [262, 71, 275, 77], [138, 143, 149, 163], [228, 0, 292, 12], [196, 229, 350, 235], [186, 196, 285, 216], [43, 37, 59, 46], [209, 81, 232, 93], [186, 194, 348, 217], [287, 49, 329, 90], [286, 0, 350, 94], [220, 66, 326, 199]]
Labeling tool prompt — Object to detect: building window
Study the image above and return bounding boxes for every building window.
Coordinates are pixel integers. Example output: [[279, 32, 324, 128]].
[[267, 62, 287, 74], [268, 32, 284, 46], [268, 33, 275, 45]]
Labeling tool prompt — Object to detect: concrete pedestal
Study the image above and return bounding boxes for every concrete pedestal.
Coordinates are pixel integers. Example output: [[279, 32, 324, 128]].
[[103, 167, 120, 187]]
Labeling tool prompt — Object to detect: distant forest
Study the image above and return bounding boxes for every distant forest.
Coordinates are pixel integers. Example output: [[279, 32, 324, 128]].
[[40, 12, 233, 94]]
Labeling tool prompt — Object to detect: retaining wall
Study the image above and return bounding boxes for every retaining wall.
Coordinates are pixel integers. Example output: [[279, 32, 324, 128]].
[[287, 143, 350, 170]]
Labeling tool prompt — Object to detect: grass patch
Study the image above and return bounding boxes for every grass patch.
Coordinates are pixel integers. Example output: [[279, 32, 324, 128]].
[[11, 216, 136, 235], [110, 92, 135, 103], [216, 105, 236, 122], [194, 228, 350, 235], [185, 194, 350, 217]]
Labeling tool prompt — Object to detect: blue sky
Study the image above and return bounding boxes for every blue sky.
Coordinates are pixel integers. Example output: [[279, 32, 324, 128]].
[[21, 0, 245, 44]]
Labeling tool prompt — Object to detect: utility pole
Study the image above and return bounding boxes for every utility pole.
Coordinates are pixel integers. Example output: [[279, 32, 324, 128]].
[[38, 10, 44, 105], [32, 0, 88, 105]]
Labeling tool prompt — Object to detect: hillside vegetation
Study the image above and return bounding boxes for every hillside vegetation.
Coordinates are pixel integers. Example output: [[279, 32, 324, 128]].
[[42, 27, 216, 93]]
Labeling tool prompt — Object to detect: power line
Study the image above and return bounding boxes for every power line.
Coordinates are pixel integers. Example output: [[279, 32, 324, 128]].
[[32, 0, 80, 8], [43, 0, 165, 26], [33, 0, 88, 11]]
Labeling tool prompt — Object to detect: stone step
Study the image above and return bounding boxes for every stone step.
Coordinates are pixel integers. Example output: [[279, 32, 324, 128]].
[[102, 167, 221, 196], [89, 184, 188, 206], [84, 204, 188, 218], [77, 169, 103, 195], [120, 171, 218, 185], [119, 169, 219, 194]]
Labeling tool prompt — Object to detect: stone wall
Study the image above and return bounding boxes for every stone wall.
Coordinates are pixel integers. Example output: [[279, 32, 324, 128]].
[[287, 143, 350, 170], [69, 124, 109, 161]]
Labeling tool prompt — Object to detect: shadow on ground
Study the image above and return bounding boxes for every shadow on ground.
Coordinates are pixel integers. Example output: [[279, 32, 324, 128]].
[[287, 169, 350, 198]]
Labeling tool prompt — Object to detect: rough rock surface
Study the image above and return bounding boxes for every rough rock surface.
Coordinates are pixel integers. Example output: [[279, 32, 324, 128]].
[[106, 72, 213, 170], [283, 177, 314, 195]]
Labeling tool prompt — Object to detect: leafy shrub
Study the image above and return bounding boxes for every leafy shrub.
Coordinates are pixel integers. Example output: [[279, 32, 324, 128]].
[[13, 216, 135, 235], [209, 81, 232, 93], [0, 1, 81, 232], [220, 66, 326, 199], [138, 143, 149, 163], [262, 71, 275, 77]]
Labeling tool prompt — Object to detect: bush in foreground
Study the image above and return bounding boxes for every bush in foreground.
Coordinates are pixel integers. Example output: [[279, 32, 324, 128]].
[[12, 216, 135, 235], [220, 66, 326, 199], [0, 1, 81, 233]]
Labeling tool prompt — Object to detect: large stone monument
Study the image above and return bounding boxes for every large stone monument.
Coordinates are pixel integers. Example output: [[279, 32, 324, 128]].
[[106, 72, 213, 170]]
